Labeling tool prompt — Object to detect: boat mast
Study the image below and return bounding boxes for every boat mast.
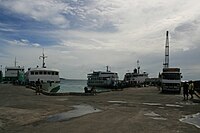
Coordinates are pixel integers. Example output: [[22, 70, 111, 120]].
[[39, 49, 47, 68], [137, 60, 140, 74], [106, 65, 110, 72], [14, 57, 17, 67]]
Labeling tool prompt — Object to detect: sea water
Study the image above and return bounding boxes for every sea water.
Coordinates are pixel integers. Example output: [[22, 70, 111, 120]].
[[59, 79, 87, 93], [59, 79, 111, 93]]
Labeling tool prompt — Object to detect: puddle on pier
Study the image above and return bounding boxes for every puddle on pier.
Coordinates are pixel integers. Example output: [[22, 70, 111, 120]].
[[150, 117, 167, 120], [144, 111, 160, 117], [142, 103, 162, 106], [46, 104, 101, 122], [165, 104, 183, 108], [179, 113, 200, 128], [144, 111, 167, 121], [176, 102, 199, 106], [108, 101, 127, 104], [143, 103, 183, 108]]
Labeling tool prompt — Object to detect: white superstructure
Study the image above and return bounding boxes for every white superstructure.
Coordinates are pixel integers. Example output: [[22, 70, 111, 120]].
[[87, 67, 119, 88], [124, 66, 148, 87], [4, 58, 25, 82], [5, 66, 24, 78]]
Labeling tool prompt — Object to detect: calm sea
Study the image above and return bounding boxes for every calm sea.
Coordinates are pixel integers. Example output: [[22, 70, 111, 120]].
[[59, 79, 87, 93], [59, 79, 111, 93]]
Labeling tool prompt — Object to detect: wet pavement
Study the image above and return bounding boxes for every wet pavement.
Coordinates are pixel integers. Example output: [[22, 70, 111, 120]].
[[47, 104, 101, 122], [180, 113, 200, 128]]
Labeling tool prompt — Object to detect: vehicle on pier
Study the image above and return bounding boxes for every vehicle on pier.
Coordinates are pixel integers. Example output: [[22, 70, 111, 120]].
[[160, 68, 181, 93]]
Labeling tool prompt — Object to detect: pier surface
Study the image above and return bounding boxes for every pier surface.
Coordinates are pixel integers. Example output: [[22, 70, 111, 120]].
[[0, 84, 200, 133]]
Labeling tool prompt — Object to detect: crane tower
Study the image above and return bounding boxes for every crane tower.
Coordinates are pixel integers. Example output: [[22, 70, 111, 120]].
[[163, 31, 169, 68]]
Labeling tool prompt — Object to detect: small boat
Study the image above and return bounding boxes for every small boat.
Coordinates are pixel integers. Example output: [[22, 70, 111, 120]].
[[26, 50, 60, 93], [87, 66, 119, 88]]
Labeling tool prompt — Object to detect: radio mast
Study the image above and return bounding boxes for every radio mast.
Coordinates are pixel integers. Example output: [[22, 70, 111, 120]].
[[39, 49, 47, 68]]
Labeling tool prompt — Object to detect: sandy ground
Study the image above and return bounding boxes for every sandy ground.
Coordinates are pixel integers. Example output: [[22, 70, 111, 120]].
[[0, 84, 199, 133]]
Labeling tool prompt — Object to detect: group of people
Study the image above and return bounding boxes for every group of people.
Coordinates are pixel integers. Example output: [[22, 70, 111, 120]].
[[183, 81, 194, 100]]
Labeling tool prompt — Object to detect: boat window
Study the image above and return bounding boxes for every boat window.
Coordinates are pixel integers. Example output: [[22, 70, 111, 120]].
[[31, 72, 34, 75], [39, 71, 43, 75], [44, 71, 47, 75], [52, 72, 55, 75], [48, 72, 51, 75], [35, 72, 38, 75], [55, 72, 58, 75]]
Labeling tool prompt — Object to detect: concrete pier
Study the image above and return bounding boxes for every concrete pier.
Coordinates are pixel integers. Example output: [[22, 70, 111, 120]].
[[0, 84, 200, 133]]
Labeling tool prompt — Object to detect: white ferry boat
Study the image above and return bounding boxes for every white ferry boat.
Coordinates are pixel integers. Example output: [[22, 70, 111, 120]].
[[124, 69, 148, 86], [87, 66, 119, 88], [26, 51, 60, 93], [124, 60, 148, 87]]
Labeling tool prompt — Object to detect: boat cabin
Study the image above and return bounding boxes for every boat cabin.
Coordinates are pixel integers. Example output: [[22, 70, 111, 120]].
[[26, 68, 60, 85]]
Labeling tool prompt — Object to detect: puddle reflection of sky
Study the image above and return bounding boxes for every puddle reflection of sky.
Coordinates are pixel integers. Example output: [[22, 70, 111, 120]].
[[47, 104, 101, 122], [180, 113, 200, 128]]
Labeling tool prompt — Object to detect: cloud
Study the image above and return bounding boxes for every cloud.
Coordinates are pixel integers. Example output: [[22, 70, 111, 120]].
[[7, 39, 28, 46], [1, 0, 200, 80], [5, 39, 40, 47], [0, 0, 69, 28]]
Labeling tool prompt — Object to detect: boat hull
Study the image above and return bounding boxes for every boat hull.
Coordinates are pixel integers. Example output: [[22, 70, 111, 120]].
[[41, 82, 60, 93], [87, 81, 116, 89]]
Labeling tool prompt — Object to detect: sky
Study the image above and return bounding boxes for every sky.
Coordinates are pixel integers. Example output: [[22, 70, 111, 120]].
[[0, 0, 200, 80]]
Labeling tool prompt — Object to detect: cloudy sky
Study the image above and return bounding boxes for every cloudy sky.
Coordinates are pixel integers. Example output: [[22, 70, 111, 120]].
[[0, 0, 200, 80]]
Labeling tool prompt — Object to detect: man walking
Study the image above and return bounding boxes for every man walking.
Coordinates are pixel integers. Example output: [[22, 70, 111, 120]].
[[183, 81, 189, 100]]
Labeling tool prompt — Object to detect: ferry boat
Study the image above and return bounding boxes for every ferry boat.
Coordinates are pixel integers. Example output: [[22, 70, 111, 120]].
[[26, 50, 60, 93], [4, 58, 25, 83], [124, 60, 148, 87], [87, 66, 119, 88]]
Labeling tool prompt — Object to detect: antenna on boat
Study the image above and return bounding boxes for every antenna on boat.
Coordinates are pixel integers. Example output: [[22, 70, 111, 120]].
[[106, 65, 110, 72], [39, 48, 47, 68], [14, 57, 17, 67], [137, 60, 140, 74]]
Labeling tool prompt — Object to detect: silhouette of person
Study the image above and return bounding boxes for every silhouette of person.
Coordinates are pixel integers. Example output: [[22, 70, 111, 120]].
[[183, 81, 189, 100]]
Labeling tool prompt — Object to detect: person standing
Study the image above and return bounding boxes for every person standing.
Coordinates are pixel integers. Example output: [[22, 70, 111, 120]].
[[183, 81, 189, 100], [91, 86, 96, 95], [35, 79, 41, 95], [188, 81, 194, 99]]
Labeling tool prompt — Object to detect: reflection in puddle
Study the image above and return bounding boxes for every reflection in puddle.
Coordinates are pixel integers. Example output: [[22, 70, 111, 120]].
[[165, 104, 183, 108], [144, 111, 167, 121], [47, 105, 101, 122], [176, 102, 198, 106], [142, 103, 162, 106], [179, 113, 200, 128], [108, 101, 127, 104], [150, 117, 167, 120], [144, 111, 160, 117], [56, 98, 68, 101]]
